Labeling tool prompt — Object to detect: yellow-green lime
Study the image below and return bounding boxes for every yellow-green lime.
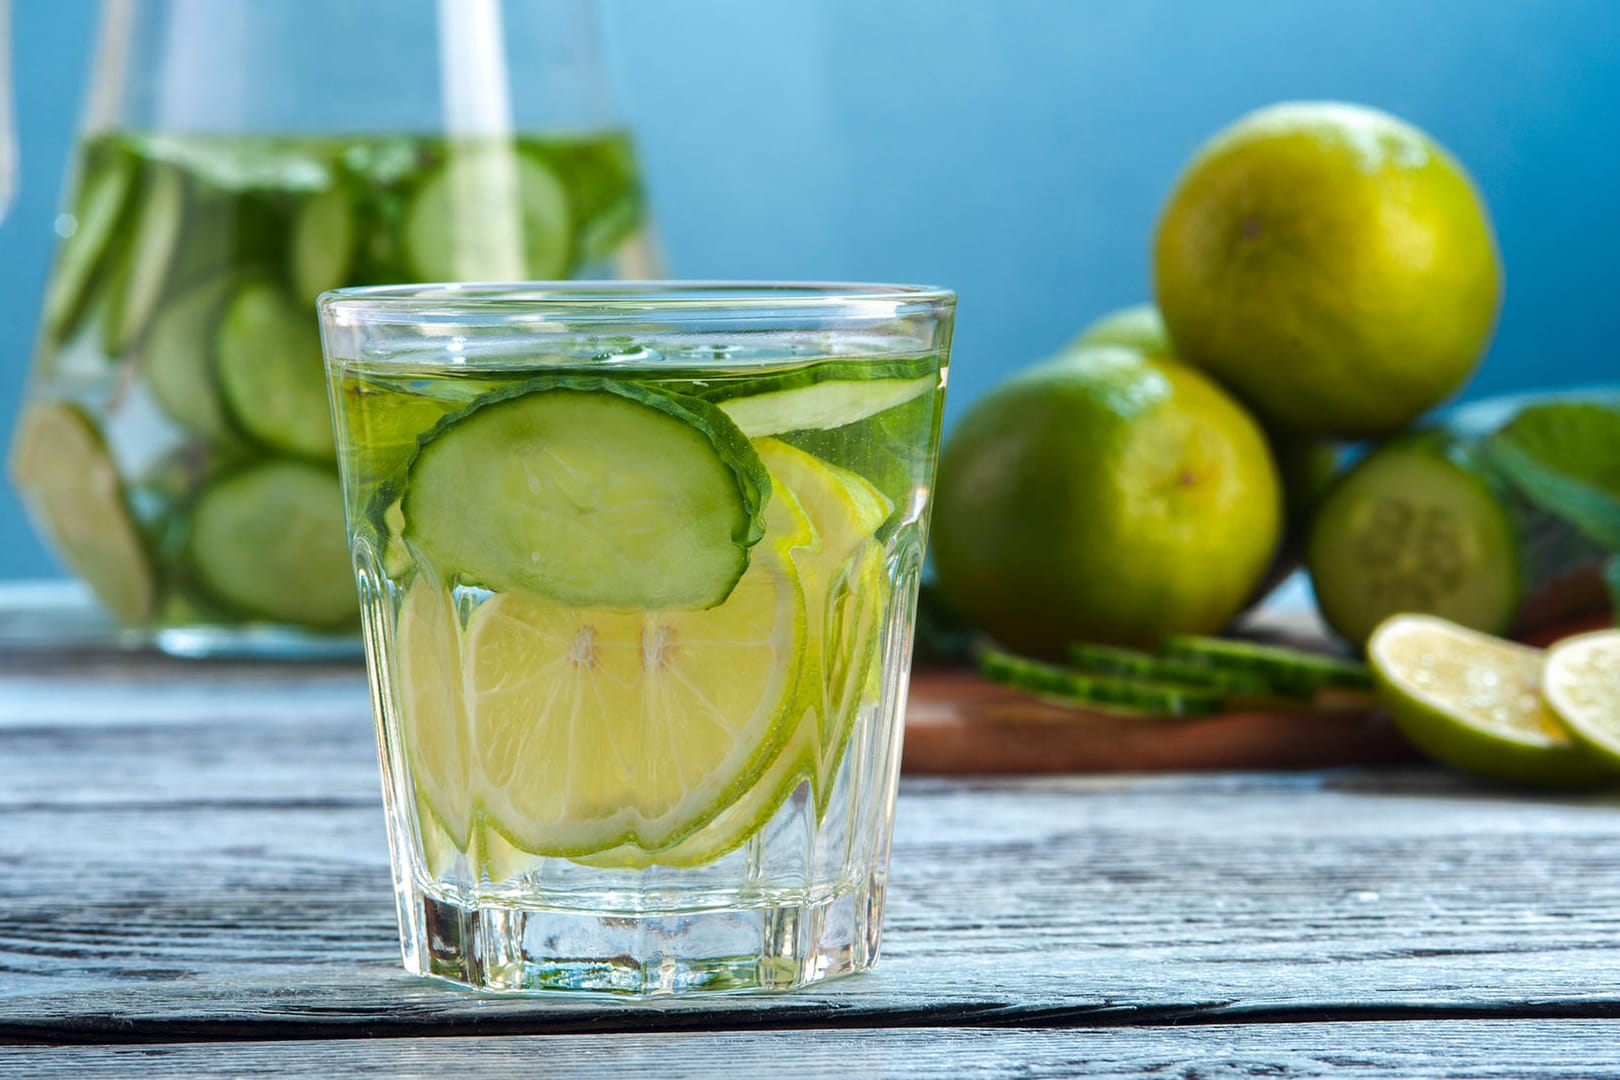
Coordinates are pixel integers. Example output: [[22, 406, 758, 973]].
[[1543, 630, 1620, 768], [1367, 614, 1612, 786], [462, 477, 810, 858], [932, 345, 1282, 656], [1155, 101, 1502, 439], [1072, 304, 1171, 357]]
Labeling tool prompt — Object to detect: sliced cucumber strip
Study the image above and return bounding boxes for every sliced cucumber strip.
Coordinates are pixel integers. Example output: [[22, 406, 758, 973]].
[[102, 165, 186, 356], [708, 359, 941, 437], [216, 280, 336, 461], [403, 378, 769, 611], [185, 460, 356, 629], [291, 184, 357, 302], [1159, 635, 1374, 696], [1066, 641, 1274, 694], [143, 276, 239, 442], [9, 402, 156, 625], [980, 648, 1224, 717], [405, 149, 571, 281], [44, 149, 136, 339]]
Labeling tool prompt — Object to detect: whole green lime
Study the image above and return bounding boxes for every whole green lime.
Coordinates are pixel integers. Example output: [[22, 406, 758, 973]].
[[1154, 102, 1502, 440], [931, 346, 1283, 656]]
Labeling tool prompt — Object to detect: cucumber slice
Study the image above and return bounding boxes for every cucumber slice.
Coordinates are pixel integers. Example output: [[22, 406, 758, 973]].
[[1066, 641, 1275, 694], [102, 165, 186, 356], [402, 378, 769, 611], [44, 149, 136, 339], [216, 280, 336, 461], [291, 184, 356, 302], [980, 648, 1224, 717], [1159, 635, 1374, 696], [9, 402, 156, 625], [1306, 434, 1521, 647], [185, 459, 357, 629], [708, 360, 941, 437], [143, 276, 240, 442], [538, 133, 643, 268], [405, 149, 571, 281]]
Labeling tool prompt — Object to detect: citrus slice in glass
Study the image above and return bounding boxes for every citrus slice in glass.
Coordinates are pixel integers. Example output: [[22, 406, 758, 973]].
[[395, 578, 473, 860], [463, 483, 810, 858], [1543, 629, 1620, 768], [1367, 614, 1612, 786]]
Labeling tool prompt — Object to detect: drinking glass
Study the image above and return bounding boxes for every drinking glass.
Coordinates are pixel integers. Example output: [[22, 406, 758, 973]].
[[318, 282, 954, 994]]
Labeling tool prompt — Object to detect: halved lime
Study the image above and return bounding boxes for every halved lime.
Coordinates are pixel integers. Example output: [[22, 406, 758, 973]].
[[1367, 614, 1612, 786], [1543, 630, 1620, 768], [10, 402, 156, 625], [462, 484, 810, 857]]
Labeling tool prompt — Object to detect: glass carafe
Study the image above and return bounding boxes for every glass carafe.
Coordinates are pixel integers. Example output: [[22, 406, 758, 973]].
[[8, 0, 656, 656]]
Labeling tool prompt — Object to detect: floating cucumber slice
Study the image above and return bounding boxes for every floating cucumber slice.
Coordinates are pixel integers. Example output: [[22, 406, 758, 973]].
[[1159, 635, 1374, 696], [184, 459, 356, 629], [405, 149, 571, 281], [708, 359, 941, 437], [216, 280, 336, 461], [44, 149, 136, 340], [980, 648, 1225, 716], [1065, 642, 1274, 694], [1306, 434, 1521, 647], [403, 378, 769, 611], [291, 184, 357, 302], [102, 165, 186, 356], [9, 402, 156, 624], [143, 276, 240, 443]]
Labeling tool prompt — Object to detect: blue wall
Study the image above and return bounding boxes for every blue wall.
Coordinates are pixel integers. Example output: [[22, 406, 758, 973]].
[[2, 0, 1617, 578]]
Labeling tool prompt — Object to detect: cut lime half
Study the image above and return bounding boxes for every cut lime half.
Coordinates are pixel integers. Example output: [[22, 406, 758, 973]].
[[1368, 614, 1612, 786], [1543, 630, 1620, 769]]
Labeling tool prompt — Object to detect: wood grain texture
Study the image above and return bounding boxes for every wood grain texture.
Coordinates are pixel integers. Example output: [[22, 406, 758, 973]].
[[6, 653, 1620, 1047], [7, 1020, 1620, 1078]]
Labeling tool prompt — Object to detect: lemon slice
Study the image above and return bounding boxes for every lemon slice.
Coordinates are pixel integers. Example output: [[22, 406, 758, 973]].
[[1544, 630, 1620, 768], [396, 578, 473, 858], [1368, 614, 1612, 786], [463, 481, 810, 858]]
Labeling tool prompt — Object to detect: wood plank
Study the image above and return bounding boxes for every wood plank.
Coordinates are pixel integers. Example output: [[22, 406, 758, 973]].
[[7, 657, 1620, 1042], [5, 1020, 1620, 1077]]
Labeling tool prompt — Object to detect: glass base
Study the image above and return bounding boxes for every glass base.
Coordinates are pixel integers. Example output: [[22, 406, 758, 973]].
[[398, 874, 888, 996]]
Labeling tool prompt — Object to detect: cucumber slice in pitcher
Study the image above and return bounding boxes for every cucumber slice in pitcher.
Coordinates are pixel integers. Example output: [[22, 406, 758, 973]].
[[216, 280, 336, 461], [43, 149, 136, 340], [705, 359, 941, 437], [143, 276, 240, 443], [10, 402, 157, 624], [405, 149, 571, 281], [102, 165, 186, 356], [402, 378, 769, 611], [184, 459, 357, 629], [291, 184, 357, 302]]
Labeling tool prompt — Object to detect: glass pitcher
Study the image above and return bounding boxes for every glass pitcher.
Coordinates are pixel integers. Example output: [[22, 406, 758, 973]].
[[8, 0, 656, 656]]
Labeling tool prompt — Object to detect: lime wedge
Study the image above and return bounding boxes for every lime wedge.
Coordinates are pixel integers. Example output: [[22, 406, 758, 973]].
[[1367, 614, 1612, 786], [1543, 630, 1620, 768], [463, 483, 810, 857]]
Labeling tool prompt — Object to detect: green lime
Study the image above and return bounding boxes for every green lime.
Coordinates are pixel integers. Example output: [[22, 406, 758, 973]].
[[1072, 304, 1171, 356], [1367, 614, 1612, 786], [1155, 101, 1502, 439], [932, 345, 1281, 656], [1543, 630, 1620, 768]]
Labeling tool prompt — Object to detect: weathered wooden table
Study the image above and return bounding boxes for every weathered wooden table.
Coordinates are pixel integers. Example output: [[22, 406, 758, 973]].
[[5, 586, 1620, 1077]]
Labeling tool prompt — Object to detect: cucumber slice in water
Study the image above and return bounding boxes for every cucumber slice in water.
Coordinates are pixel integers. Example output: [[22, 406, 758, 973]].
[[185, 460, 356, 629], [291, 184, 356, 302], [708, 359, 941, 437], [102, 165, 186, 356], [143, 276, 239, 442], [405, 149, 571, 281], [1306, 434, 1521, 647], [403, 379, 770, 611], [44, 150, 136, 339], [216, 280, 336, 461], [9, 402, 156, 624]]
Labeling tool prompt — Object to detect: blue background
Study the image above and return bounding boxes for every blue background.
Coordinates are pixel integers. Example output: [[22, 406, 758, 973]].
[[2, 0, 1617, 579]]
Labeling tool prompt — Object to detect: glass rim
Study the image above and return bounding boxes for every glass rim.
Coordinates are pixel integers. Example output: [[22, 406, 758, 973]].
[[317, 280, 957, 326]]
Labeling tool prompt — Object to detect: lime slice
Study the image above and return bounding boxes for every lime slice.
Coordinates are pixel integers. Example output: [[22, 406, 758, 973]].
[[463, 484, 810, 857], [10, 402, 156, 624], [1367, 614, 1612, 786], [1543, 630, 1620, 768], [396, 579, 473, 852]]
